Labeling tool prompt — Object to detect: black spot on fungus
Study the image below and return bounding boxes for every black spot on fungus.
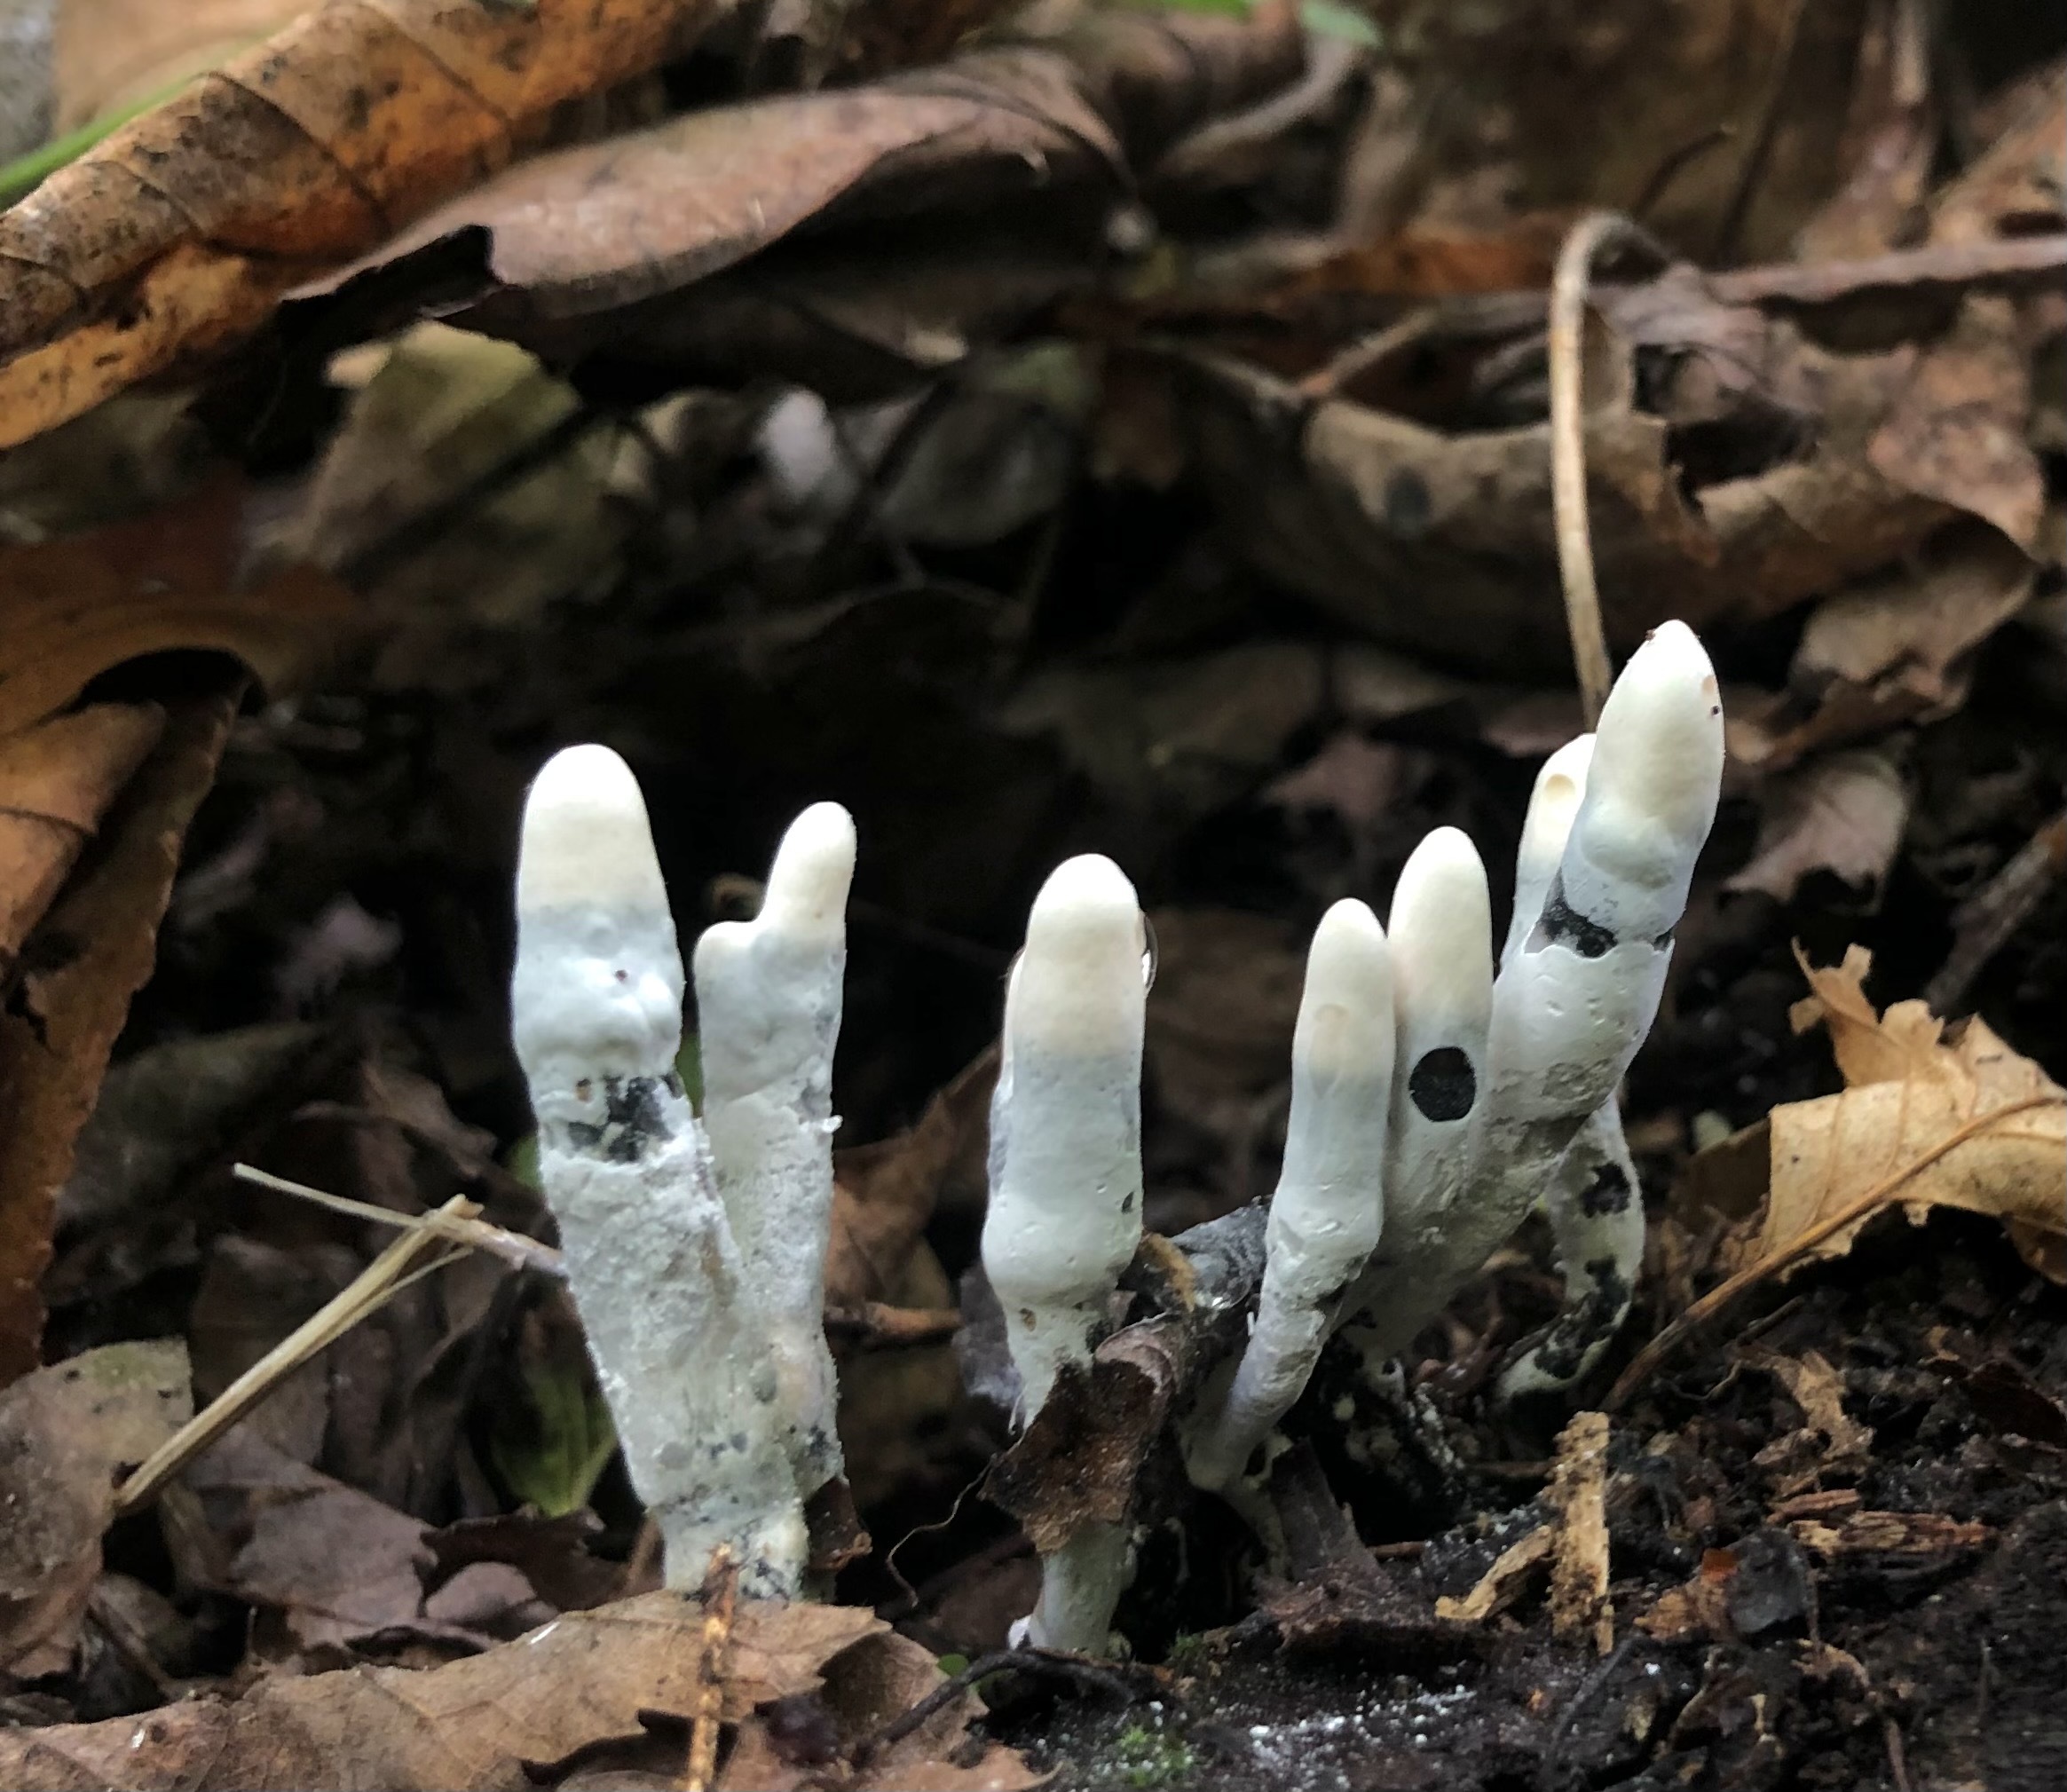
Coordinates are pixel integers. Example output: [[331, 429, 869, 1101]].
[[1408, 1047, 1477, 1123], [601, 1076, 670, 1160], [1578, 1160, 1633, 1216], [1534, 874, 1617, 959]]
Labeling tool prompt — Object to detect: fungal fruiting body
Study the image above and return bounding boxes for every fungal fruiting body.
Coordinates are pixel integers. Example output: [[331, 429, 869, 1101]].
[[1186, 899, 1393, 1491], [1349, 622, 1723, 1364], [982, 854, 1148, 1653], [513, 746, 809, 1596], [1343, 827, 1495, 1330], [982, 854, 1148, 1422], [693, 801, 856, 1501]]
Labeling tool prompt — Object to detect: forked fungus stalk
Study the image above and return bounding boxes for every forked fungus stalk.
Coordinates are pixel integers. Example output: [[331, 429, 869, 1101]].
[[511, 746, 854, 1598]]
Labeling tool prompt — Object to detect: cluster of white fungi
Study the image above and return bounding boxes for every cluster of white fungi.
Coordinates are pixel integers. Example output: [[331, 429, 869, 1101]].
[[511, 621, 1725, 1646]]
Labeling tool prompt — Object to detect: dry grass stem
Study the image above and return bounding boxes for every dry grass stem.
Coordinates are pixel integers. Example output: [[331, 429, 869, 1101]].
[[111, 1193, 482, 1515], [234, 1162, 564, 1275]]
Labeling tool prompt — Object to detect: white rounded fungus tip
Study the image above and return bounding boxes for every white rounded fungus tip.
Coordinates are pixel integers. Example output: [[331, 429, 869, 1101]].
[[1298, 901, 1392, 1074], [1389, 828, 1493, 982], [762, 800, 857, 929], [517, 743, 668, 914], [1029, 853, 1140, 937], [1592, 620, 1724, 822], [1013, 854, 1146, 1050]]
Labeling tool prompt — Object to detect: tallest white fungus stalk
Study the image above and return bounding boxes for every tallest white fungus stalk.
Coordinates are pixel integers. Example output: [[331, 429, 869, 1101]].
[[512, 746, 808, 1597], [695, 801, 856, 1501], [1349, 622, 1723, 1359]]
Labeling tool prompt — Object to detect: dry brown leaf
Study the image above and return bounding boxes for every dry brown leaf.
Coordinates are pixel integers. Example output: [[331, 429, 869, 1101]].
[[0, 704, 165, 973], [161, 1425, 530, 1657], [1763, 946, 2066, 1275], [1611, 946, 2067, 1408], [1929, 59, 2067, 246], [0, 1339, 190, 1677], [0, 1591, 1033, 1792], [0, 0, 725, 449], [54, 0, 321, 132], [0, 476, 362, 738], [1867, 294, 2047, 553], [1739, 1346, 1873, 1465], [1724, 749, 1909, 904], [329, 50, 1121, 330], [0, 679, 240, 1384], [1689, 525, 2033, 776], [829, 1044, 996, 1310]]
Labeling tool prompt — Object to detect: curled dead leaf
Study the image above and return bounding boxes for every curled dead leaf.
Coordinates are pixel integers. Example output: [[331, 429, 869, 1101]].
[[0, 475, 361, 738], [0, 0, 725, 446], [1609, 945, 2066, 1408], [0, 682, 241, 1384]]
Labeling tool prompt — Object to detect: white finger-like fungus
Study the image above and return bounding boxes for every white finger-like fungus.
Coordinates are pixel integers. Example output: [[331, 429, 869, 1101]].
[[1186, 899, 1393, 1491], [983, 854, 1148, 1421], [1336, 828, 1494, 1339], [513, 746, 807, 1598], [694, 801, 856, 1501], [982, 853, 1148, 1654], [1354, 623, 1722, 1358], [1463, 622, 1722, 1320], [1383, 828, 1494, 1236]]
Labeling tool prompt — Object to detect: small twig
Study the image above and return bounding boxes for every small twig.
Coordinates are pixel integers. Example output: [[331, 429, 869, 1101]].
[[112, 1194, 480, 1514], [1547, 212, 1669, 727], [234, 1163, 565, 1276], [1605, 1093, 2065, 1409], [1924, 807, 2067, 1015], [682, 1548, 740, 1792], [851, 1647, 1140, 1769]]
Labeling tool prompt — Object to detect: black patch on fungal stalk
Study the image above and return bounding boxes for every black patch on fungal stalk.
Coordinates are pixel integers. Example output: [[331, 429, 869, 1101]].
[[1408, 1046, 1478, 1122], [1578, 1159, 1633, 1216], [1533, 872, 1617, 959], [568, 1076, 673, 1159]]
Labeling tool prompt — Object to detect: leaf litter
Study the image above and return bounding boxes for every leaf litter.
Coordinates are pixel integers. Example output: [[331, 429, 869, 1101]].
[[0, 2, 2064, 1788]]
